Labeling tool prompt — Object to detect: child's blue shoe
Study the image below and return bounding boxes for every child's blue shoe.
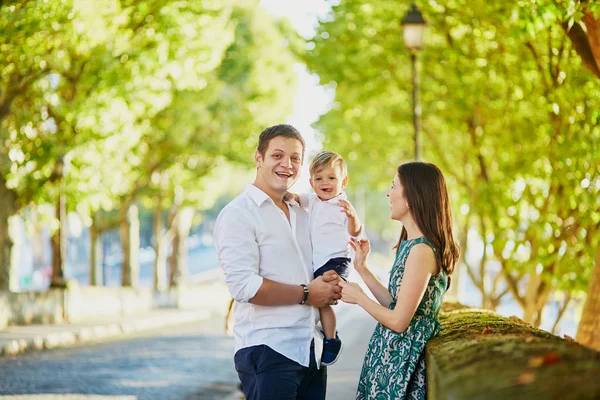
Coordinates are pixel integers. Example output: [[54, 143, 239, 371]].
[[321, 332, 343, 366]]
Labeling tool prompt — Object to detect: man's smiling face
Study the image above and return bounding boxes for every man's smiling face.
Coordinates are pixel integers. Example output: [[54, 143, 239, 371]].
[[254, 136, 303, 200]]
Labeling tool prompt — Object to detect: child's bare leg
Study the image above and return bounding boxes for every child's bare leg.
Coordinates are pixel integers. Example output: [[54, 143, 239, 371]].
[[320, 305, 337, 339]]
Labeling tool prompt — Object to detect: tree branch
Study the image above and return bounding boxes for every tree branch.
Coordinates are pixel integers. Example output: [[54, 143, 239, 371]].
[[501, 266, 526, 308], [465, 260, 483, 292], [525, 41, 552, 92], [551, 292, 572, 334], [548, 26, 557, 84]]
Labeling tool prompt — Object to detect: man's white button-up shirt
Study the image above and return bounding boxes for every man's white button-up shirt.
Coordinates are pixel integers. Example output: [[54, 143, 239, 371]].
[[299, 191, 359, 272], [214, 184, 322, 367]]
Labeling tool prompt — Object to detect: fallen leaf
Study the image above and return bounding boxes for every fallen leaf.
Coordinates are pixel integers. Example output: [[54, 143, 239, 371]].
[[482, 326, 493, 334], [517, 371, 536, 385], [542, 353, 561, 365], [528, 356, 544, 368]]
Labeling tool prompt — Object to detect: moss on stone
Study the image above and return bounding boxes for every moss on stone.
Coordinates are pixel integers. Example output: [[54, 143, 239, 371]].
[[427, 302, 600, 400]]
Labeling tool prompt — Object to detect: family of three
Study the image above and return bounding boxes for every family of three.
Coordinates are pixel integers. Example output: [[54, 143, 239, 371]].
[[214, 124, 459, 400]]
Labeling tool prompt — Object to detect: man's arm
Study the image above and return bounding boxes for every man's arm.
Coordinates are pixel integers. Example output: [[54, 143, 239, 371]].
[[215, 206, 341, 307], [250, 271, 342, 307], [214, 207, 264, 303]]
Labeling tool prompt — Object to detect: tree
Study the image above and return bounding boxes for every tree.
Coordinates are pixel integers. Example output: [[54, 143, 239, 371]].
[[1, 0, 300, 290], [1, 0, 116, 289], [139, 1, 300, 288], [305, 0, 600, 327], [515, 0, 600, 352], [542, 0, 600, 350]]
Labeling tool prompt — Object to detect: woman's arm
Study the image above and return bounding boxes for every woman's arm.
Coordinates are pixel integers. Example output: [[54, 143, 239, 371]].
[[341, 243, 438, 333], [356, 266, 393, 308]]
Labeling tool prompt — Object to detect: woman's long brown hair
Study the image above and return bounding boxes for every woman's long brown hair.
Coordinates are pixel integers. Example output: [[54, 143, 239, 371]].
[[394, 162, 459, 276]]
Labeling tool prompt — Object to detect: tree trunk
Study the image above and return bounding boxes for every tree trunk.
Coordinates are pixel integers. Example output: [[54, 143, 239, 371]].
[[522, 273, 542, 324], [168, 225, 182, 288], [482, 295, 494, 310], [50, 179, 67, 288], [168, 207, 193, 287], [120, 203, 140, 287], [153, 204, 169, 291], [28, 207, 44, 271], [562, 11, 600, 79], [577, 247, 600, 350], [89, 220, 102, 286], [0, 176, 18, 291], [89, 211, 119, 286], [448, 220, 465, 301]]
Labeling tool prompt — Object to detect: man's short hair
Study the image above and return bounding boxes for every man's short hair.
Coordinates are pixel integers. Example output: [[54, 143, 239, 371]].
[[257, 124, 305, 160], [309, 150, 347, 177]]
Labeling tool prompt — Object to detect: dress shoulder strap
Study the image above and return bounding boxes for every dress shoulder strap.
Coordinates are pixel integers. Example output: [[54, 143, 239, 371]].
[[411, 237, 440, 259]]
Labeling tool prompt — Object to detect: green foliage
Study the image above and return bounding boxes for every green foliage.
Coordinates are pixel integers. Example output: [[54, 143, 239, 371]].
[[1, 0, 299, 222], [305, 0, 600, 304]]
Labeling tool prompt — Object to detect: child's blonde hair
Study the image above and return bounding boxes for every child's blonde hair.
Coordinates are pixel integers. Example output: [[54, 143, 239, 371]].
[[309, 151, 348, 177]]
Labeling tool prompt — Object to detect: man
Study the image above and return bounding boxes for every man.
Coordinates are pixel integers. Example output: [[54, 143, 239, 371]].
[[214, 124, 341, 400]]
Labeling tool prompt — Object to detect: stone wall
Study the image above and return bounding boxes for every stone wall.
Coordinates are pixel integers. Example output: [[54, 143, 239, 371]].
[[427, 303, 600, 399], [0, 290, 64, 328]]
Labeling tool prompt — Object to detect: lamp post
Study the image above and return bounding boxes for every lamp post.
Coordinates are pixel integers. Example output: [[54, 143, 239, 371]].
[[402, 3, 426, 161]]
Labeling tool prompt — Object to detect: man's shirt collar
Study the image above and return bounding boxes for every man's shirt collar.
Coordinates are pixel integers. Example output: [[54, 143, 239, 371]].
[[245, 184, 300, 207]]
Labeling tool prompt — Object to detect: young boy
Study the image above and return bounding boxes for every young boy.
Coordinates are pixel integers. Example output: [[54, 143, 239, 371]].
[[288, 150, 363, 366]]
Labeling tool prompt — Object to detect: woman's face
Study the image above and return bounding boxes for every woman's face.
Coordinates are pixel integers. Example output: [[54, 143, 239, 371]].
[[386, 173, 409, 221]]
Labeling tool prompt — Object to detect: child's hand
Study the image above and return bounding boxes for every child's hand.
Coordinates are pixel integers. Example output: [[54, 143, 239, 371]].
[[337, 199, 358, 220], [284, 192, 298, 202], [339, 199, 363, 237]]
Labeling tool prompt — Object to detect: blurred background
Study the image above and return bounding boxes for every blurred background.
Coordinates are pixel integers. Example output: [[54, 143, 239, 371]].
[[1, 0, 599, 345]]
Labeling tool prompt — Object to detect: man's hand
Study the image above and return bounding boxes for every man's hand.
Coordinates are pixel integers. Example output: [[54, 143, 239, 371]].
[[307, 271, 342, 307]]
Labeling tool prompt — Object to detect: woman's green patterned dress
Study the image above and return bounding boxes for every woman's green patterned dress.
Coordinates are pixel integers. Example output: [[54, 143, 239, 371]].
[[356, 237, 448, 400]]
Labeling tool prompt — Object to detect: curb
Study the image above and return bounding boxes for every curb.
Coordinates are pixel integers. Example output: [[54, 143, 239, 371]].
[[0, 309, 210, 357]]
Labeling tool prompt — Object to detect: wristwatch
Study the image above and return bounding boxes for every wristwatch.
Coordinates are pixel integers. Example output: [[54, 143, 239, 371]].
[[300, 284, 309, 305]]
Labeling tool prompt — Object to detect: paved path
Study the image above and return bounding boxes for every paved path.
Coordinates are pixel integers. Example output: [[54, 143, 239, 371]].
[[0, 304, 377, 400], [0, 309, 238, 399], [327, 303, 376, 400], [222, 301, 377, 400]]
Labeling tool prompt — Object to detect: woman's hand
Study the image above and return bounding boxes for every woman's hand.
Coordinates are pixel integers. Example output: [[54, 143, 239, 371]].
[[339, 280, 366, 305], [349, 237, 370, 272]]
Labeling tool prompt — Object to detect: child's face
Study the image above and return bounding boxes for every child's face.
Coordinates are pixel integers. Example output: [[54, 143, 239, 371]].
[[310, 164, 348, 201]]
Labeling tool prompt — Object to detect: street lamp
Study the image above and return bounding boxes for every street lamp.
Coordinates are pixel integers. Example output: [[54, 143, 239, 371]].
[[402, 3, 426, 160]]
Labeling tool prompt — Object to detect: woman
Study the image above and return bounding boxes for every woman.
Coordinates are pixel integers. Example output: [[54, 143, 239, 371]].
[[339, 162, 459, 399]]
